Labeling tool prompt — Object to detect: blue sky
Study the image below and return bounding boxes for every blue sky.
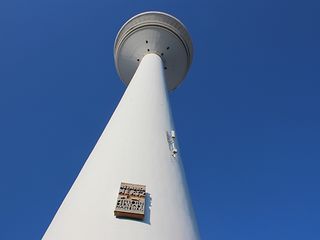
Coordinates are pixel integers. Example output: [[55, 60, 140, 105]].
[[1, 0, 320, 239]]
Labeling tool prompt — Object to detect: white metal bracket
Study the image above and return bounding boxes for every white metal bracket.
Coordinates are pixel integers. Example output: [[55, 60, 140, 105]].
[[167, 130, 178, 157]]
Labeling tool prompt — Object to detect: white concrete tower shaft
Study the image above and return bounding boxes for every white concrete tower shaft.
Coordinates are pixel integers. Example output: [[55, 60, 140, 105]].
[[43, 12, 199, 240]]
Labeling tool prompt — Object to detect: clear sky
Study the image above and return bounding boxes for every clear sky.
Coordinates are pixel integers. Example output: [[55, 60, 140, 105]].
[[1, 0, 320, 239]]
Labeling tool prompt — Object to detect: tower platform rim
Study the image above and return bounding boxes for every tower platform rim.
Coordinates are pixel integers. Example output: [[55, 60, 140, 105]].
[[114, 11, 193, 91]]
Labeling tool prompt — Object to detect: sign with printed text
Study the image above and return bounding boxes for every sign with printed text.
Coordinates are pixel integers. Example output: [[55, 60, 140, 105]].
[[114, 182, 146, 220]]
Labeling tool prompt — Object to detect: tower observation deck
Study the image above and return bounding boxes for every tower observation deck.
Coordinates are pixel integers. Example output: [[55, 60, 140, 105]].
[[114, 11, 193, 90]]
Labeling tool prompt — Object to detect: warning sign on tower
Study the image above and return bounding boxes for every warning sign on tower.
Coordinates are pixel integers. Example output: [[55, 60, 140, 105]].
[[114, 182, 146, 220]]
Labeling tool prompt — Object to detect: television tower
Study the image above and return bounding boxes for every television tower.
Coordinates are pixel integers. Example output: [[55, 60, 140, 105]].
[[43, 11, 199, 240]]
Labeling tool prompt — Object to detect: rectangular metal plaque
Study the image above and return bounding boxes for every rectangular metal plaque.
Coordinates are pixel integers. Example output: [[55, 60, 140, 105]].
[[114, 182, 146, 220]]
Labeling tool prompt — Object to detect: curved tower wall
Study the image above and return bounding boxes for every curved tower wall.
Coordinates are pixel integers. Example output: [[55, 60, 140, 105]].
[[43, 54, 200, 240]]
